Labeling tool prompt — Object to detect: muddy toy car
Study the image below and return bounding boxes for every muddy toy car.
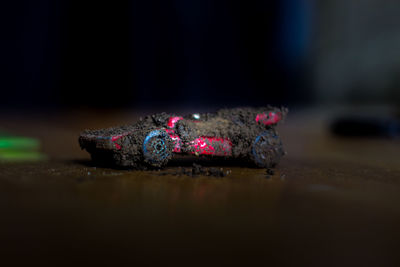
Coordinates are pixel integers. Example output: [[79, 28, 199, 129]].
[[79, 107, 287, 169]]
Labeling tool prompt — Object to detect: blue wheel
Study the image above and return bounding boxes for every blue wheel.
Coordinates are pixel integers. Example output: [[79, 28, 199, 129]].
[[251, 131, 284, 168], [143, 130, 173, 167]]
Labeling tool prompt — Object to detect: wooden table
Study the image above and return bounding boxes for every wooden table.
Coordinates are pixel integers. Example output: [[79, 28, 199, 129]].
[[1, 107, 399, 266]]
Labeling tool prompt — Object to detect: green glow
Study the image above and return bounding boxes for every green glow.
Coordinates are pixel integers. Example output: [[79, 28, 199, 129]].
[[0, 150, 47, 161], [0, 138, 40, 150]]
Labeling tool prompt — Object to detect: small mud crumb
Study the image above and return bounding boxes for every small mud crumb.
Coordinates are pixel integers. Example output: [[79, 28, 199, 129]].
[[266, 168, 275, 175], [159, 163, 231, 178], [265, 168, 275, 179]]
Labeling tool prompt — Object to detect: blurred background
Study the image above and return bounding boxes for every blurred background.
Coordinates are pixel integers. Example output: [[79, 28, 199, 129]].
[[2, 0, 399, 110]]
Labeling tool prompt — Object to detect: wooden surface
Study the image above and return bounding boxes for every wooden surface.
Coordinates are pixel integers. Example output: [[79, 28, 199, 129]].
[[0, 108, 399, 266]]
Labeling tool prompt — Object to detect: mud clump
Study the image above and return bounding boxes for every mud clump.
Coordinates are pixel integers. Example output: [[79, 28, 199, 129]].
[[159, 163, 231, 178], [265, 168, 275, 179], [79, 106, 287, 169]]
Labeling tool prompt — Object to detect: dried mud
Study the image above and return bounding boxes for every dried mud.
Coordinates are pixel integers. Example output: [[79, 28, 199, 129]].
[[158, 163, 231, 178], [79, 106, 287, 169]]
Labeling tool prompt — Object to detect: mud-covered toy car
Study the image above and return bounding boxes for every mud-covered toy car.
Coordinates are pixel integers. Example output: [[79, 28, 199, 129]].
[[79, 107, 287, 169]]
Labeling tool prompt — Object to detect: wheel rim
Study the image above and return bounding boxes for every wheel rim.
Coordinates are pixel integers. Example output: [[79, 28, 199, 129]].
[[143, 130, 171, 166], [252, 131, 282, 167]]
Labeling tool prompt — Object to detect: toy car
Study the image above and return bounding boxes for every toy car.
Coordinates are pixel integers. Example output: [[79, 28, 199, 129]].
[[79, 107, 287, 169]]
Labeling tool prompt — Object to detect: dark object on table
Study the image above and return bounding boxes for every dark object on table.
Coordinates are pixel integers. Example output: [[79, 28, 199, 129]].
[[331, 116, 400, 138], [79, 107, 287, 169], [158, 163, 231, 178]]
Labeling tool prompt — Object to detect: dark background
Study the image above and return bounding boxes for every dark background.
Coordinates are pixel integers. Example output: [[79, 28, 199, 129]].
[[1, 0, 400, 110], [1, 0, 311, 109]]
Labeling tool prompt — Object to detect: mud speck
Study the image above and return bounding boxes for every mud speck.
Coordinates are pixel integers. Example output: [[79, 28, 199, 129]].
[[266, 168, 275, 175], [265, 168, 275, 179], [159, 163, 231, 178]]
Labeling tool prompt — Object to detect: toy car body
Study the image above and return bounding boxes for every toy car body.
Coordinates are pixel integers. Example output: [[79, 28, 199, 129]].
[[79, 107, 287, 169]]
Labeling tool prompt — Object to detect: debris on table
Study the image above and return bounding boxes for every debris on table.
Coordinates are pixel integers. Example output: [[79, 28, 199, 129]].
[[158, 163, 231, 178], [265, 168, 275, 178]]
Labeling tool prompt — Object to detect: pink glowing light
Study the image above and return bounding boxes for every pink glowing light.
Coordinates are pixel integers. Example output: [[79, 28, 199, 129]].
[[111, 133, 130, 150], [190, 137, 232, 156], [256, 112, 281, 126], [167, 117, 183, 128]]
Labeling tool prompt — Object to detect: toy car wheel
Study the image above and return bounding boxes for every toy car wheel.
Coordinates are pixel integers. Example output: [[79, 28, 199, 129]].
[[251, 131, 284, 168], [143, 130, 173, 167]]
